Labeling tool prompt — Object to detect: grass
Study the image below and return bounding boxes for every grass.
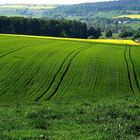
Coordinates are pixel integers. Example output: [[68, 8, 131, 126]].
[[124, 22, 140, 30], [93, 11, 122, 19], [0, 34, 140, 139], [0, 97, 139, 140], [0, 34, 140, 103]]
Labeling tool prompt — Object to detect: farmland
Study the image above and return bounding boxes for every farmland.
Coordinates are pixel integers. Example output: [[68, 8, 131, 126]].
[[0, 34, 140, 139], [115, 14, 140, 19], [0, 34, 140, 103]]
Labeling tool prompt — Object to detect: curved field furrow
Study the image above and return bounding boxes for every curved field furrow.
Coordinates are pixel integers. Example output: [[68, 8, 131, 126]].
[[54, 45, 101, 101], [34, 50, 78, 101], [0, 62, 7, 71], [22, 41, 87, 101], [0, 34, 140, 103], [0, 60, 23, 83], [0, 48, 63, 101], [123, 45, 140, 95], [0, 40, 65, 101], [128, 46, 140, 93], [0, 49, 45, 87], [131, 47, 140, 94], [54, 44, 131, 101], [35, 43, 91, 101], [0, 44, 35, 59], [45, 44, 92, 100], [89, 59, 99, 101], [124, 46, 135, 95], [25, 66, 42, 88]]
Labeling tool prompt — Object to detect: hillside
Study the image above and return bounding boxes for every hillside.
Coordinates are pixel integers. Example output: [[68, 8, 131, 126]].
[[0, 34, 140, 103], [0, 34, 140, 139], [44, 0, 140, 18], [0, 0, 140, 18], [0, 0, 139, 33], [0, 1, 140, 138]]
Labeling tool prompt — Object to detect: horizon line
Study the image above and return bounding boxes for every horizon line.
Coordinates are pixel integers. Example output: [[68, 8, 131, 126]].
[[0, 0, 116, 5]]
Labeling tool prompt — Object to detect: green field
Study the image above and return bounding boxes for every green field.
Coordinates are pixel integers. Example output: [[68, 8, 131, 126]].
[[93, 11, 122, 18], [0, 34, 140, 139], [124, 22, 140, 30], [0, 34, 140, 103]]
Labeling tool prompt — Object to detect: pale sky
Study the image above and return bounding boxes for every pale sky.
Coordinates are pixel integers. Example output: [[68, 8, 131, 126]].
[[0, 0, 112, 5]]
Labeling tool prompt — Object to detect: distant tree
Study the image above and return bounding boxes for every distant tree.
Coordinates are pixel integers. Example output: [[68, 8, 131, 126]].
[[133, 32, 140, 40], [0, 16, 11, 33], [30, 18, 41, 35], [0, 16, 100, 39], [105, 30, 112, 38], [119, 31, 133, 38], [87, 26, 101, 39]]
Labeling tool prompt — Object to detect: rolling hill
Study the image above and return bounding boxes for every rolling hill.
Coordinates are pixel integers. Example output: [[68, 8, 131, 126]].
[[0, 34, 140, 103], [0, 0, 140, 18], [0, 34, 140, 139]]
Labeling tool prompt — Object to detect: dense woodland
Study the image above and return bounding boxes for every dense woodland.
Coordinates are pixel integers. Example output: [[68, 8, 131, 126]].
[[44, 0, 140, 18], [0, 16, 102, 39], [0, 16, 139, 39]]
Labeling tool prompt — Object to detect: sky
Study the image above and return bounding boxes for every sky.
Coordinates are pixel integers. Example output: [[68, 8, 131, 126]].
[[0, 0, 112, 5]]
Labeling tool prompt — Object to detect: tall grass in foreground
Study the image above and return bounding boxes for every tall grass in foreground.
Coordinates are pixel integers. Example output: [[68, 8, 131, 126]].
[[0, 97, 139, 140]]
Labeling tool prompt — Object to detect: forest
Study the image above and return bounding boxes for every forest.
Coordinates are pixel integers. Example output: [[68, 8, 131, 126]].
[[0, 16, 101, 38], [44, 0, 140, 18]]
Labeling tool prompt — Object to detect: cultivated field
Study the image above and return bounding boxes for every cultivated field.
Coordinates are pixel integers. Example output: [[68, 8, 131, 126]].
[[115, 14, 140, 19], [0, 34, 140, 139], [0, 34, 140, 103]]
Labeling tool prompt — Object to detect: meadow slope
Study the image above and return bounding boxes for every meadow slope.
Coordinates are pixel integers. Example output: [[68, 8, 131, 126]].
[[0, 34, 140, 103]]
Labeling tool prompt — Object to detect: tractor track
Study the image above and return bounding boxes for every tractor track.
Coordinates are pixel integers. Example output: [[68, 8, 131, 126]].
[[25, 66, 41, 88], [124, 45, 140, 95], [35, 43, 92, 101], [0, 43, 36, 83], [0, 60, 27, 96], [0, 62, 7, 71], [128, 46, 140, 92], [0, 51, 46, 96], [90, 70, 98, 97], [0, 41, 40, 59], [25, 50, 64, 100], [90, 57, 99, 96], [0, 60, 22, 83], [124, 46, 135, 95], [30, 48, 79, 98], [0, 47, 23, 56], [0, 45, 30, 59], [23, 51, 49, 89]]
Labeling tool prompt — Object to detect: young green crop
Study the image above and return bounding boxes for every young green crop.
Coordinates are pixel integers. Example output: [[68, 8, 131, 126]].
[[0, 34, 140, 103], [0, 34, 140, 140]]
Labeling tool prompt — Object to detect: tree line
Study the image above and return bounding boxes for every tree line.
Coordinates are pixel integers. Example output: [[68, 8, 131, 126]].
[[0, 16, 101, 39]]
